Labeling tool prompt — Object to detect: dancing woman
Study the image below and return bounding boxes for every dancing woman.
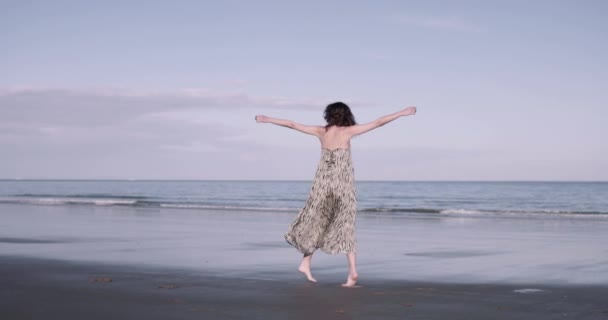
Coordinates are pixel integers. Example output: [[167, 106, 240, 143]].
[[255, 102, 417, 287]]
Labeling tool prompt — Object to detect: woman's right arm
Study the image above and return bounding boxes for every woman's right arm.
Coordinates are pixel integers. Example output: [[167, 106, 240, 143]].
[[255, 115, 323, 137], [347, 106, 417, 137]]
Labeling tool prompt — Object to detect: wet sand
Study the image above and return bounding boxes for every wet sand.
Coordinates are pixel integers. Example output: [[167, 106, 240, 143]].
[[1, 255, 607, 320], [2, 203, 608, 285]]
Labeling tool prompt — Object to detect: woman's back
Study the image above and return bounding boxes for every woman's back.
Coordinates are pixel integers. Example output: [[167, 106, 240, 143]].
[[319, 126, 352, 150]]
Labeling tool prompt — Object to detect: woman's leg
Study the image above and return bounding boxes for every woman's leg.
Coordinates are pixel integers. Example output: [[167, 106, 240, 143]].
[[342, 252, 358, 287], [298, 252, 317, 282]]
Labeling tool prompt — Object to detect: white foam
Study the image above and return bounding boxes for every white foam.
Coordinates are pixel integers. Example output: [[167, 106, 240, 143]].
[[159, 203, 295, 212], [440, 208, 485, 215], [0, 197, 137, 206], [440, 208, 608, 219], [513, 288, 544, 293]]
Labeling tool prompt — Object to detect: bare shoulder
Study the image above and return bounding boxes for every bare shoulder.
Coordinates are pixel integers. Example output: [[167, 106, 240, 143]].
[[344, 121, 381, 137], [293, 123, 325, 137], [311, 125, 326, 136]]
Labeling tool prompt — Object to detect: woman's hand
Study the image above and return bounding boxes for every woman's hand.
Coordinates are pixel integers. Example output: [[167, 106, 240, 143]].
[[401, 106, 417, 116], [255, 115, 269, 123]]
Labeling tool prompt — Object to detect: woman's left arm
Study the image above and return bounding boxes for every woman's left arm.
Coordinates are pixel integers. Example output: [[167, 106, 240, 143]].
[[255, 115, 323, 137]]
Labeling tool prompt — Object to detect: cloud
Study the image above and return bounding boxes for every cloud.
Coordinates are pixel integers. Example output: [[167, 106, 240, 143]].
[[0, 87, 298, 169], [0, 86, 354, 179], [0, 86, 325, 129], [390, 14, 483, 33]]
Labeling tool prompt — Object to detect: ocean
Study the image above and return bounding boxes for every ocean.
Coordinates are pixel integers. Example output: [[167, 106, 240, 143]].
[[0, 180, 607, 218]]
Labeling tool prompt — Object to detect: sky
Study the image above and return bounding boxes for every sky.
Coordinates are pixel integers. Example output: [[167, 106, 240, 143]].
[[1, 0, 607, 181]]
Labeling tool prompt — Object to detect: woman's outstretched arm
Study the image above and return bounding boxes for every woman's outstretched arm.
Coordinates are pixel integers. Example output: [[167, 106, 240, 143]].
[[255, 115, 324, 137], [347, 106, 416, 137]]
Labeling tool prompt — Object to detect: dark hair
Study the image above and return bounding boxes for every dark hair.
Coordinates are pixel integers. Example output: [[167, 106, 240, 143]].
[[324, 102, 356, 130]]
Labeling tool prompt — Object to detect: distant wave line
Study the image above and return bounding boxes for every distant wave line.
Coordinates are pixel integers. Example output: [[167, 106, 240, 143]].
[[12, 193, 149, 200], [0, 196, 606, 217]]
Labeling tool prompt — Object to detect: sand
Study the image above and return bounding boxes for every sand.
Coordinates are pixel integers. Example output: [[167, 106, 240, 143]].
[[2, 255, 607, 319]]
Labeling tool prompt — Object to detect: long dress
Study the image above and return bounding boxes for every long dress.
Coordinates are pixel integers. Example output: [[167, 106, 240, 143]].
[[284, 147, 357, 255]]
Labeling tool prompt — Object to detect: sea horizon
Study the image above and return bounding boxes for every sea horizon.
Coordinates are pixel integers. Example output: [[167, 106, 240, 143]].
[[2, 178, 607, 182]]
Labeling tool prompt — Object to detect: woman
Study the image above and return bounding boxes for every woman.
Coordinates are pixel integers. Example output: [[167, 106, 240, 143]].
[[255, 102, 417, 287]]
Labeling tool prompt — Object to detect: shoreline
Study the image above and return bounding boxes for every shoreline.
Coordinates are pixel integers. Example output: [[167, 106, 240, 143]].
[[2, 255, 607, 319]]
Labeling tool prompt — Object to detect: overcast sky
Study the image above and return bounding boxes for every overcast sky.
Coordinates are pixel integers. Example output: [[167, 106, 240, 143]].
[[1, 0, 607, 180]]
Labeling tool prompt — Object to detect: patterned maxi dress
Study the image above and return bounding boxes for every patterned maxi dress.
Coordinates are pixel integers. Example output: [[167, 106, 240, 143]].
[[284, 147, 357, 255]]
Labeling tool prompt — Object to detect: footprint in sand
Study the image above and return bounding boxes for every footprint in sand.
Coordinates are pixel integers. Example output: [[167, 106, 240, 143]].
[[90, 277, 112, 283], [167, 298, 185, 304]]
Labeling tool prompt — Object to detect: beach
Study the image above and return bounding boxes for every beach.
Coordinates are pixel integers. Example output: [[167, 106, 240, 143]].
[[2, 255, 607, 320], [1, 201, 608, 319]]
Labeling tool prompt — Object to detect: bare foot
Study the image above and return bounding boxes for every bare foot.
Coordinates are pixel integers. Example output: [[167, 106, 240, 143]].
[[341, 273, 358, 287], [298, 265, 317, 283]]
